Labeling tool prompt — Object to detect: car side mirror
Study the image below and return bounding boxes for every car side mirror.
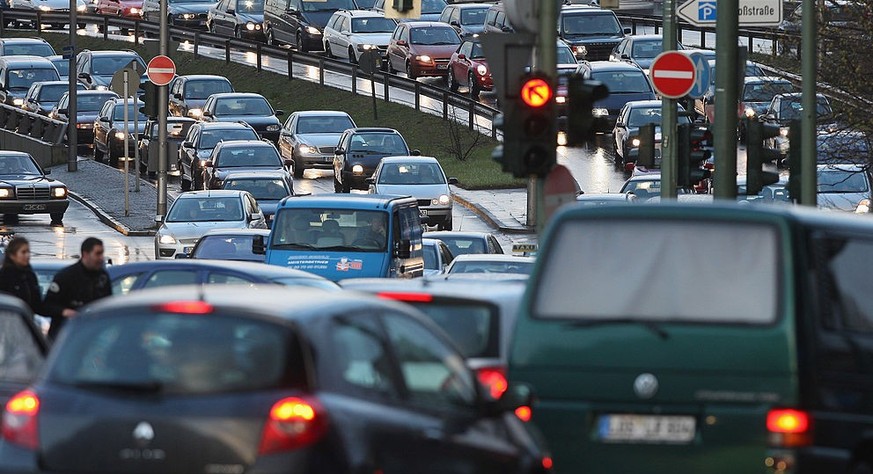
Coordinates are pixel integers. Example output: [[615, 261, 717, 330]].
[[26, 97, 36, 103], [450, 20, 459, 27], [396, 40, 408, 47], [335, 148, 345, 155], [43, 168, 51, 175], [181, 140, 193, 148], [173, 93, 183, 100], [252, 234, 266, 254], [411, 149, 421, 156], [77, 72, 90, 80], [58, 108, 68, 115], [275, 109, 285, 116], [250, 212, 263, 222], [202, 110, 212, 117], [174, 253, 190, 259], [394, 239, 411, 259], [448, 177, 459, 185], [99, 116, 110, 122], [204, 160, 213, 167], [457, 53, 466, 60], [621, 53, 630, 60], [366, 177, 375, 184], [623, 27, 632, 34], [500, 25, 512, 32]]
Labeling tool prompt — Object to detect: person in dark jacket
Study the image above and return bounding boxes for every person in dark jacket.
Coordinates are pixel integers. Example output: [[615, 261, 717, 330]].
[[43, 237, 112, 340], [0, 237, 43, 315]]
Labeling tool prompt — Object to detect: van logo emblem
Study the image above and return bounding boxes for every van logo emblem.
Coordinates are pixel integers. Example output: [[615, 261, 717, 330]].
[[633, 373, 658, 399], [133, 422, 154, 445]]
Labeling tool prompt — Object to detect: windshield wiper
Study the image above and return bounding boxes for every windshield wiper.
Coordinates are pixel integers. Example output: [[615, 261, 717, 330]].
[[564, 318, 670, 340], [73, 380, 163, 393]]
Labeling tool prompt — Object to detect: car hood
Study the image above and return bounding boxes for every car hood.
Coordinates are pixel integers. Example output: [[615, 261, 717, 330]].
[[213, 115, 280, 127], [410, 44, 459, 59], [169, 2, 215, 14], [238, 12, 263, 23], [818, 192, 867, 212], [300, 10, 332, 28], [374, 183, 449, 199], [297, 133, 343, 147], [349, 32, 393, 46], [597, 92, 656, 111], [563, 34, 624, 45], [160, 220, 248, 238], [0, 174, 56, 185], [215, 166, 284, 180]]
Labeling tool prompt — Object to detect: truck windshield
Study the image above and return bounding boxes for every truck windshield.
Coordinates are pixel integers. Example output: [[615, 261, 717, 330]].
[[272, 209, 388, 251]]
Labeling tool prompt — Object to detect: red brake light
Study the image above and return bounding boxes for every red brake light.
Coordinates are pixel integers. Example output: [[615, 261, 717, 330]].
[[2, 390, 39, 450], [476, 367, 508, 400], [156, 301, 214, 314], [377, 292, 434, 303], [259, 396, 327, 455], [542, 456, 554, 470], [514, 405, 532, 423], [767, 409, 809, 434]]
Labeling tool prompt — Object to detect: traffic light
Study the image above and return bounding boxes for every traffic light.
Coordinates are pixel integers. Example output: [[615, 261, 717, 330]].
[[677, 123, 713, 189], [139, 81, 159, 118], [565, 76, 609, 147], [516, 74, 556, 177], [636, 123, 656, 169], [744, 118, 781, 196], [785, 120, 802, 203], [392, 0, 413, 12]]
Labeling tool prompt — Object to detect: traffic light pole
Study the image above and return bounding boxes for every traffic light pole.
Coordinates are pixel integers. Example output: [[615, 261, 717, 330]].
[[713, 0, 739, 200], [67, 2, 77, 172], [157, 0, 169, 219], [800, 0, 816, 206], [529, 0, 557, 233], [660, 0, 677, 199]]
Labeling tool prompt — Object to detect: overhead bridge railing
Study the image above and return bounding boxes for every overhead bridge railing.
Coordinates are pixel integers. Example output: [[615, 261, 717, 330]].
[[0, 103, 68, 167]]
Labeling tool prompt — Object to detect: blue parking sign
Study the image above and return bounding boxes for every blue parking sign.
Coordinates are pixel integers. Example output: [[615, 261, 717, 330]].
[[686, 52, 711, 99], [698, 0, 716, 21]]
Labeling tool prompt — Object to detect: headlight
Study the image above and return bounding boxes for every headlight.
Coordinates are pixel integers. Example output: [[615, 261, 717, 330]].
[[300, 145, 318, 155], [631, 138, 640, 147], [158, 234, 176, 245], [433, 194, 450, 206], [780, 128, 789, 137], [52, 187, 67, 198], [178, 13, 195, 20], [476, 65, 487, 76], [114, 131, 126, 140], [95, 85, 108, 91], [305, 26, 320, 35], [856, 199, 871, 214], [359, 44, 378, 51], [246, 21, 256, 31], [555, 96, 567, 104], [0, 188, 13, 199], [38, 4, 51, 11], [416, 55, 432, 63], [266, 124, 280, 132], [129, 7, 139, 13], [592, 108, 609, 117], [12, 98, 23, 106], [574, 45, 587, 56], [352, 164, 364, 174], [744, 107, 756, 118], [187, 108, 202, 118]]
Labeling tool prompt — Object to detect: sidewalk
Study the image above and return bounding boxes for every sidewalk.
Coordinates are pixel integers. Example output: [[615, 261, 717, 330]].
[[451, 186, 533, 234], [50, 159, 170, 236]]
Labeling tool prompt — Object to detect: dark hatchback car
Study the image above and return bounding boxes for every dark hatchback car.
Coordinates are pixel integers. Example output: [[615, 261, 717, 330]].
[[168, 74, 235, 119], [423, 230, 505, 256], [0, 286, 551, 474], [203, 140, 292, 190], [92, 97, 149, 165], [50, 90, 120, 145], [75, 49, 148, 91], [573, 60, 656, 132], [221, 170, 294, 222], [333, 127, 411, 193], [263, 0, 357, 52], [0, 56, 61, 107], [0, 152, 69, 224], [21, 81, 84, 116], [438, 2, 489, 40], [201, 92, 284, 143], [179, 121, 261, 191]]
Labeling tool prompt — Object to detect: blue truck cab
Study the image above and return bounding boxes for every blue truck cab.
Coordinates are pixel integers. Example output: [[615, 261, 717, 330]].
[[256, 194, 424, 280]]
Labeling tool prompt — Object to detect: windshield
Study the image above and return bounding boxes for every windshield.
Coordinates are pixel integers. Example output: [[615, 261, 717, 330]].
[[213, 97, 272, 116], [410, 27, 460, 45], [2, 44, 54, 57], [0, 311, 44, 384], [113, 104, 149, 122], [37, 84, 68, 102], [461, 7, 488, 25], [92, 56, 146, 77], [627, 107, 690, 127], [216, 146, 282, 168], [378, 162, 445, 185], [591, 70, 650, 94], [348, 132, 408, 155], [817, 134, 870, 162], [301, 0, 354, 11], [152, 121, 194, 139], [166, 196, 244, 222], [51, 60, 69, 76], [818, 168, 870, 193], [535, 220, 779, 324], [296, 115, 354, 134], [779, 97, 832, 120], [6, 69, 59, 90], [272, 209, 388, 252], [237, 0, 264, 12], [184, 79, 233, 100], [199, 128, 259, 148], [77, 94, 116, 112], [0, 154, 41, 175], [449, 259, 533, 275], [743, 81, 794, 102], [631, 39, 663, 59], [557, 44, 577, 64], [562, 13, 622, 36], [408, 302, 497, 358], [192, 235, 263, 261], [469, 42, 485, 59], [223, 178, 290, 200], [421, 0, 446, 14], [47, 313, 303, 395], [438, 236, 485, 256], [352, 17, 396, 33]]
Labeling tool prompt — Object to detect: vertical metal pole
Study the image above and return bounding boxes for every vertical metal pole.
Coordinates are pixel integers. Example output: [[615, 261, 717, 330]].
[[527, 0, 557, 232], [134, 87, 140, 192], [660, 0, 678, 199], [67, 0, 78, 172], [800, 0, 817, 206], [713, 0, 739, 200], [157, 0, 169, 218], [123, 71, 130, 216]]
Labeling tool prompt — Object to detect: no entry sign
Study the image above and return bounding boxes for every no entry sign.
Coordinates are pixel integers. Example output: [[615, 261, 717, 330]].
[[649, 51, 697, 99], [147, 55, 176, 86]]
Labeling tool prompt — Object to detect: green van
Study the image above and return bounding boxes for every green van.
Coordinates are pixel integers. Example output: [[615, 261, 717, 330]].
[[510, 203, 873, 473]]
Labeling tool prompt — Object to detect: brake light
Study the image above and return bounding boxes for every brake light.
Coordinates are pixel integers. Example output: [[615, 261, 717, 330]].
[[766, 408, 811, 447], [476, 367, 508, 400], [515, 405, 532, 422], [542, 456, 554, 470], [156, 301, 214, 314], [2, 390, 39, 450], [377, 292, 434, 303], [258, 396, 327, 455]]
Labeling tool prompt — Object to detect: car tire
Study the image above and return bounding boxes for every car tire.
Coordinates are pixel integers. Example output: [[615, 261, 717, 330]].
[[447, 69, 459, 92], [234, 26, 241, 39], [468, 72, 480, 98], [50, 212, 64, 225], [296, 32, 306, 52], [324, 41, 332, 58], [387, 57, 396, 74], [348, 47, 358, 65], [78, 23, 85, 29], [334, 174, 343, 193], [294, 160, 305, 179], [93, 145, 105, 163], [266, 29, 275, 46], [193, 169, 203, 190], [406, 61, 416, 79], [181, 169, 191, 191]]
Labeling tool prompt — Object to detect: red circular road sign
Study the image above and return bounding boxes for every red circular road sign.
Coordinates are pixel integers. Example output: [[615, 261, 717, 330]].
[[147, 55, 176, 86], [649, 51, 696, 99], [520, 78, 553, 108]]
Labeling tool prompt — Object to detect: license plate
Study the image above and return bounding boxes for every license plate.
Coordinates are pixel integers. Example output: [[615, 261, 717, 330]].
[[419, 209, 428, 216], [183, 246, 193, 254], [323, 156, 333, 162], [436, 64, 448, 70], [23, 204, 46, 211], [598, 415, 695, 444]]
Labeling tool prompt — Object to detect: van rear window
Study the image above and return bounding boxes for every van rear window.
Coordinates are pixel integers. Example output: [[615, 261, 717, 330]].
[[534, 220, 780, 324]]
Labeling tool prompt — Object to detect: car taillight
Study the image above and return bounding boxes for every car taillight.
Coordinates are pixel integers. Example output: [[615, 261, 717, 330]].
[[476, 366, 508, 400], [515, 405, 532, 422], [377, 292, 434, 303], [258, 396, 327, 455], [766, 408, 811, 447], [2, 390, 39, 450]]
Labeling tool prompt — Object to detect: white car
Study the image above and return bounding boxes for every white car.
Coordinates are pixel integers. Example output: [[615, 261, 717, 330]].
[[155, 190, 267, 259], [367, 156, 457, 230], [323, 9, 397, 64], [817, 164, 873, 212]]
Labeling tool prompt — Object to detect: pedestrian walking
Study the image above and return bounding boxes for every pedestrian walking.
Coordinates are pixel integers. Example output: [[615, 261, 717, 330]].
[[43, 237, 112, 340], [0, 237, 43, 315]]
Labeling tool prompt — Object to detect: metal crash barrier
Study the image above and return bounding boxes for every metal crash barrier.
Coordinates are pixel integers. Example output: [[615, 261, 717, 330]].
[[0, 104, 68, 168]]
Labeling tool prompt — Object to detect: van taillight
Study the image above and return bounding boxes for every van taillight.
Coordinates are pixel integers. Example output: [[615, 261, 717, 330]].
[[766, 408, 811, 447], [2, 390, 39, 450], [515, 405, 532, 422], [476, 367, 508, 400], [258, 396, 327, 455]]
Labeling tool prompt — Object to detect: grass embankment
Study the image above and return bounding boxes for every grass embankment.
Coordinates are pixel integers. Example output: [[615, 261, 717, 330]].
[[23, 31, 523, 189]]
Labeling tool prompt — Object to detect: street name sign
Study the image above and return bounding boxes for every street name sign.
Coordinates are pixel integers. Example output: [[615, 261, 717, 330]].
[[650, 51, 696, 99], [677, 0, 783, 27]]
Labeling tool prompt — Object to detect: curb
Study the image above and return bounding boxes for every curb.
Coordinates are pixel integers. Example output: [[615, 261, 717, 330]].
[[69, 191, 156, 237], [452, 192, 535, 235]]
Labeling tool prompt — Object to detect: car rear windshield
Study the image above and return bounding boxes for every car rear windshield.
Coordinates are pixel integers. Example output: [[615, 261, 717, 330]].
[[199, 129, 259, 148], [6, 68, 59, 90], [0, 311, 44, 383], [534, 220, 780, 324], [184, 79, 234, 100], [47, 312, 304, 394], [561, 13, 622, 36], [408, 302, 498, 358]]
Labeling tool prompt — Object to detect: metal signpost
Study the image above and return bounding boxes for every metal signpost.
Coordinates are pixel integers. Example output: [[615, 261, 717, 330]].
[[147, 54, 175, 220], [800, 0, 816, 206], [67, 10, 77, 172], [660, 0, 678, 199]]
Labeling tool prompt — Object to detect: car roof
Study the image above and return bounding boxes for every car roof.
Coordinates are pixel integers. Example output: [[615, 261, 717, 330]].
[[423, 231, 494, 239], [294, 110, 351, 117], [214, 139, 274, 149], [452, 2, 490, 8], [198, 228, 272, 238], [577, 193, 635, 201], [195, 121, 255, 130], [585, 60, 645, 72], [451, 254, 535, 263], [175, 189, 249, 199], [744, 76, 791, 84], [404, 21, 456, 28], [179, 75, 230, 81], [379, 156, 439, 164], [0, 56, 54, 66], [341, 8, 386, 16], [277, 194, 416, 209], [77, 90, 119, 96], [561, 5, 610, 14], [32, 81, 69, 87], [0, 37, 49, 44], [84, 49, 139, 56], [624, 99, 667, 108], [349, 127, 401, 134], [209, 92, 266, 99], [0, 151, 35, 159], [106, 259, 322, 280], [626, 34, 664, 41], [818, 163, 867, 171], [774, 92, 826, 100]]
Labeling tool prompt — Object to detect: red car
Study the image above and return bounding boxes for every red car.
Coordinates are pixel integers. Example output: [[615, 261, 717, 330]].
[[447, 39, 492, 98], [95, 0, 143, 19], [386, 21, 461, 79]]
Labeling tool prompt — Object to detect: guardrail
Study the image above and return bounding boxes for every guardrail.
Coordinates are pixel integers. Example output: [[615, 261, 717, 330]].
[[0, 103, 68, 167]]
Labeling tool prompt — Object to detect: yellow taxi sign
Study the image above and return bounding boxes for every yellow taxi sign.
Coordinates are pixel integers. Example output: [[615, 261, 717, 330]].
[[512, 243, 538, 253]]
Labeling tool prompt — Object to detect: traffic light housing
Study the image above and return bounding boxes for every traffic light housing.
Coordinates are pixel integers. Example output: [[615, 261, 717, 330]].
[[393, 0, 413, 12], [139, 81, 159, 118], [565, 76, 609, 147], [785, 120, 802, 203], [636, 123, 656, 169], [677, 123, 713, 189], [744, 118, 781, 196]]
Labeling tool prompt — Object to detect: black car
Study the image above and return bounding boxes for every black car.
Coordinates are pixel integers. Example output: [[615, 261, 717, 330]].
[[169, 75, 234, 119], [438, 2, 489, 39], [263, 0, 357, 52], [613, 100, 691, 166], [0, 38, 55, 57], [221, 170, 294, 223], [139, 117, 198, 177], [200, 92, 284, 143], [75, 49, 148, 91], [0, 56, 61, 107], [203, 140, 292, 190], [0, 294, 47, 406], [49, 90, 119, 146], [21, 81, 84, 116], [572, 60, 656, 131], [93, 97, 149, 165], [142, 0, 216, 28], [333, 127, 411, 193], [0, 285, 548, 474], [558, 5, 629, 61], [208, 0, 265, 39], [179, 121, 261, 191], [0, 152, 69, 224]]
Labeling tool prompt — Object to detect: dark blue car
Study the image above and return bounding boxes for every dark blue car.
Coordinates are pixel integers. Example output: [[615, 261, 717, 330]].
[[574, 60, 656, 132]]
